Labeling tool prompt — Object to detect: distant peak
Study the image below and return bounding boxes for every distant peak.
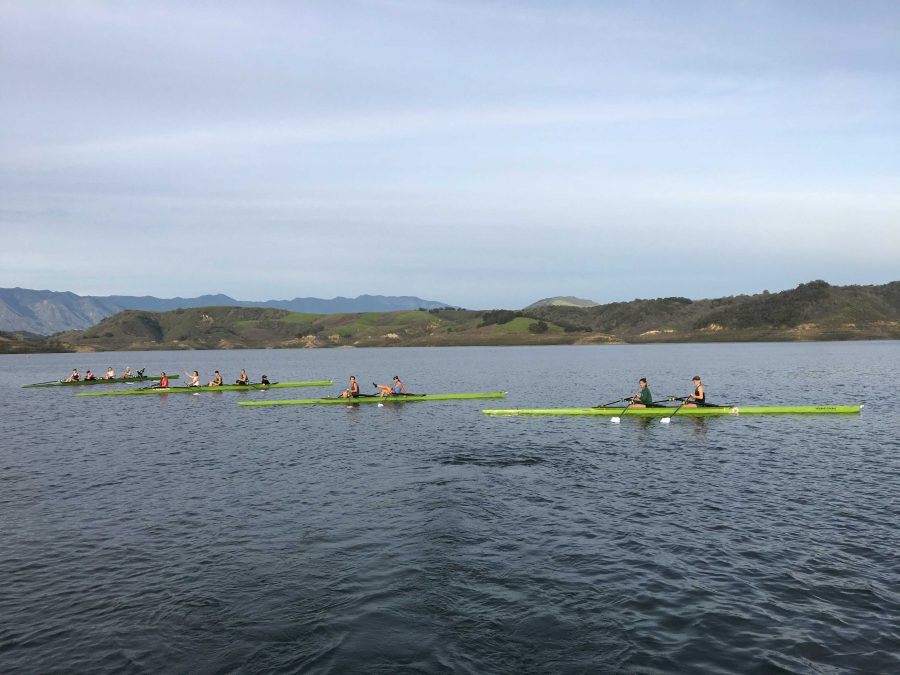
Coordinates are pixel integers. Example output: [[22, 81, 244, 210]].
[[524, 296, 599, 310]]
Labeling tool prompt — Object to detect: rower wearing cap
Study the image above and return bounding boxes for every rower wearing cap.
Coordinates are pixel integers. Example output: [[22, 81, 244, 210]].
[[375, 376, 406, 397], [629, 378, 652, 407], [260, 374, 270, 385], [684, 376, 706, 407]]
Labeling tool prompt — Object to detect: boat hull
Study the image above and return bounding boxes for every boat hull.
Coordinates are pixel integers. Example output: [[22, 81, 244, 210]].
[[23, 375, 179, 388], [482, 405, 863, 416], [239, 392, 508, 406], [77, 381, 333, 396]]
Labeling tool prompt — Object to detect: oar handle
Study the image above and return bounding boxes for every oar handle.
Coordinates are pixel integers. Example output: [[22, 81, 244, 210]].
[[594, 397, 631, 408]]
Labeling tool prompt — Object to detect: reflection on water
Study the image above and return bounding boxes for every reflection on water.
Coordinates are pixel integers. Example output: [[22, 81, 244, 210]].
[[1, 342, 898, 673]]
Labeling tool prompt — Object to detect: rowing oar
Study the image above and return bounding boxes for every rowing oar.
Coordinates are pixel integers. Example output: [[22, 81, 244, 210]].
[[610, 398, 634, 424], [593, 397, 629, 409], [660, 397, 686, 424]]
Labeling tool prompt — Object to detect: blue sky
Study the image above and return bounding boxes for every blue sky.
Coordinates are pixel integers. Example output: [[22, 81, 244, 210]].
[[1, 0, 898, 308]]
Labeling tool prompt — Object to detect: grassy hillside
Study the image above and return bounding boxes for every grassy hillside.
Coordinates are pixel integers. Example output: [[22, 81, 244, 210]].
[[526, 281, 900, 342], [9, 280, 899, 353], [0, 331, 70, 354], [53, 306, 573, 351]]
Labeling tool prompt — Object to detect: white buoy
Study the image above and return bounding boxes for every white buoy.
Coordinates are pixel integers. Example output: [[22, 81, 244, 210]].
[[660, 418, 671, 424], [610, 417, 620, 424]]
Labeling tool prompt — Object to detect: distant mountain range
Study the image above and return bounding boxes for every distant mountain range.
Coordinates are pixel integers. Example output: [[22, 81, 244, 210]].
[[0, 288, 450, 334]]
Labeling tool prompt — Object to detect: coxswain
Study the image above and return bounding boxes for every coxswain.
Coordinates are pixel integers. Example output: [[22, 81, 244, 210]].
[[236, 369, 249, 385], [684, 376, 706, 407], [183, 370, 200, 387], [260, 374, 270, 385], [66, 369, 80, 382], [157, 372, 170, 388], [104, 367, 116, 380], [340, 375, 359, 399], [375, 375, 406, 397], [207, 370, 223, 387], [84, 370, 96, 381], [629, 378, 652, 407]]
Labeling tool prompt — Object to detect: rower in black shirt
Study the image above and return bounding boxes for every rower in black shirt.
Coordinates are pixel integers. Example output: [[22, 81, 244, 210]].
[[684, 376, 706, 407]]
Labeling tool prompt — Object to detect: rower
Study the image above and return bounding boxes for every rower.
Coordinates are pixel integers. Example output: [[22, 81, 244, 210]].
[[260, 374, 270, 385], [684, 376, 706, 407], [84, 370, 96, 381], [121, 367, 133, 379], [236, 369, 249, 385], [375, 376, 406, 397], [208, 370, 223, 387], [184, 370, 200, 387], [66, 369, 80, 382], [341, 375, 359, 399], [157, 372, 170, 388], [629, 378, 652, 407], [104, 367, 116, 380]]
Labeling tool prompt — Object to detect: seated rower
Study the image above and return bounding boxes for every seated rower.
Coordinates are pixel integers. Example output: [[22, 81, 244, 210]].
[[120, 367, 133, 379], [208, 370, 223, 387], [260, 374, 270, 386], [183, 370, 201, 387], [104, 367, 116, 380], [66, 369, 80, 382], [629, 378, 652, 407], [375, 375, 406, 397], [157, 372, 170, 388], [235, 369, 249, 385], [340, 375, 359, 399], [684, 376, 706, 407], [84, 370, 96, 381]]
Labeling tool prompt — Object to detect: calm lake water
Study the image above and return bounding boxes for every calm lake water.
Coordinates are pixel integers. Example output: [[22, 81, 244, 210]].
[[1, 342, 898, 673]]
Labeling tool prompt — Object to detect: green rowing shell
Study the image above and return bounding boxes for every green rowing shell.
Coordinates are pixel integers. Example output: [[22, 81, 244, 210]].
[[482, 405, 863, 416], [77, 380, 333, 396], [23, 375, 179, 388], [239, 392, 509, 406]]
